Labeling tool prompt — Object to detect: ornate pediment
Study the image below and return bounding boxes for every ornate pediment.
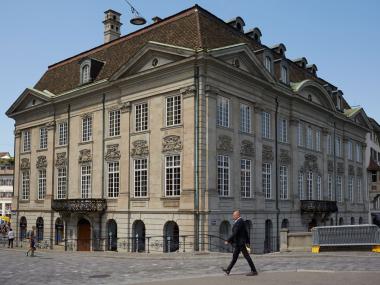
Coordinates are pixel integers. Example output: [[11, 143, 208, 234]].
[[131, 140, 149, 157], [55, 152, 67, 167], [240, 140, 254, 157], [162, 135, 182, 153], [280, 149, 291, 165], [36, 156, 47, 169], [105, 144, 121, 161], [79, 149, 92, 164], [304, 154, 318, 172], [217, 135, 233, 153], [20, 158, 30, 170], [262, 145, 273, 161]]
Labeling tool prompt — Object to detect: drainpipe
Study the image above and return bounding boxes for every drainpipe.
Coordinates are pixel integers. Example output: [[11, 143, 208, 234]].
[[275, 97, 280, 251], [50, 107, 56, 249], [14, 124, 20, 247], [100, 94, 106, 250], [127, 100, 131, 252], [194, 52, 200, 251], [333, 121, 338, 225]]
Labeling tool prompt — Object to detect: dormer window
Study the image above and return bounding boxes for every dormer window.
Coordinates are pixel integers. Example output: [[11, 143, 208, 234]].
[[280, 65, 288, 84], [81, 64, 90, 84], [265, 56, 272, 73], [337, 95, 341, 110]]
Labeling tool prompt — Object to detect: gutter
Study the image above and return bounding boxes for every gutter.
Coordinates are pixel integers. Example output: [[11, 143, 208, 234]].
[[194, 51, 200, 251], [275, 97, 280, 251]]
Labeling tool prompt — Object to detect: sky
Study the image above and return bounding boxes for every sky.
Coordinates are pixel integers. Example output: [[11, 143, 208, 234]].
[[1, 0, 379, 154]]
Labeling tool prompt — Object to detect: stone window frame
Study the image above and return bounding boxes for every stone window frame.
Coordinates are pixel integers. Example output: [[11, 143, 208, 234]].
[[279, 165, 289, 200], [108, 108, 121, 137], [39, 127, 48, 150], [22, 129, 31, 153], [134, 101, 149, 132], [81, 114, 93, 143], [80, 164, 92, 199], [240, 158, 253, 198], [164, 154, 181, 197], [21, 170, 30, 200], [239, 102, 252, 134], [80, 60, 91, 85], [37, 168, 47, 200], [261, 110, 271, 139], [165, 94, 182, 127], [217, 154, 230, 197], [278, 117, 288, 143], [133, 157, 149, 198], [262, 162, 272, 199], [57, 121, 68, 146], [217, 95, 230, 128], [56, 167, 67, 200]]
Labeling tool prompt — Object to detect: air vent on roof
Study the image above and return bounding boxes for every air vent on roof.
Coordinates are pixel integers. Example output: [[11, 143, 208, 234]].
[[226, 16, 245, 33], [271, 43, 286, 57], [293, 57, 308, 68], [306, 64, 318, 76], [245, 27, 262, 43], [152, 16, 162, 23]]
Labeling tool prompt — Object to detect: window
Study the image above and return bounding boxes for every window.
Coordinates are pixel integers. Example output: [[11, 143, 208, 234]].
[[23, 130, 31, 152], [82, 116, 92, 142], [306, 127, 313, 149], [264, 56, 272, 73], [279, 118, 288, 143], [38, 169, 46, 200], [262, 111, 271, 139], [297, 122, 304, 147], [327, 134, 333, 155], [347, 140, 353, 160], [336, 176, 342, 203], [316, 130, 321, 151], [240, 104, 251, 133], [335, 136, 342, 157], [80, 165, 91, 199], [328, 174, 333, 201], [348, 176, 354, 203], [217, 155, 230, 197], [241, 159, 252, 198], [57, 167, 67, 199], [21, 171, 30, 200], [58, 122, 68, 146], [135, 103, 148, 132], [39, 127, 48, 149], [356, 144, 362, 162], [357, 178, 363, 203], [166, 95, 182, 126], [109, 110, 121, 137], [108, 162, 120, 198], [134, 158, 148, 197], [217, 96, 229, 128], [372, 171, 377, 183], [165, 155, 181, 196], [306, 171, 313, 200], [280, 65, 288, 84], [280, 166, 288, 200], [298, 172, 304, 200], [316, 176, 322, 200], [375, 196, 380, 209], [262, 163, 272, 199], [81, 64, 90, 84]]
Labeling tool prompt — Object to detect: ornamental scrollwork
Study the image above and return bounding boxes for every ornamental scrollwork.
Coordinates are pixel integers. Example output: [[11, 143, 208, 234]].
[[36, 156, 47, 169], [162, 135, 182, 153], [217, 135, 233, 153], [327, 160, 334, 172], [79, 149, 92, 164], [348, 165, 355, 176], [304, 154, 318, 172], [20, 158, 30, 170], [240, 140, 254, 157], [105, 144, 121, 161], [337, 162, 344, 174], [131, 140, 149, 157], [55, 152, 67, 167], [262, 145, 273, 161], [279, 149, 291, 165]]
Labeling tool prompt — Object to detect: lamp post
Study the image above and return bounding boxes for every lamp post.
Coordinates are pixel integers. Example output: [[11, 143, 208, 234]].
[[123, 0, 147, 25]]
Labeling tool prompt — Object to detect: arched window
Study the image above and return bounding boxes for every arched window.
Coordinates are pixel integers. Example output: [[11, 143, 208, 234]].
[[219, 221, 231, 252], [132, 220, 146, 252], [106, 219, 117, 251], [264, 219, 273, 253], [36, 217, 44, 241], [20, 217, 27, 240], [339, 217, 344, 225], [264, 56, 272, 73], [55, 218, 64, 245], [81, 64, 90, 84], [350, 217, 355, 225], [163, 221, 179, 253]]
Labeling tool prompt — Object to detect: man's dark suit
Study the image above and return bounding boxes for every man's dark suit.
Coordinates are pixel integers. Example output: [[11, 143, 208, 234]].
[[226, 218, 257, 273]]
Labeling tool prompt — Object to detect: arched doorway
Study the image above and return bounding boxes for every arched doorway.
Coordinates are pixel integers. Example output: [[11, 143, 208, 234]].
[[339, 217, 344, 225], [264, 219, 273, 253], [55, 218, 64, 245], [36, 217, 44, 242], [219, 221, 231, 252], [245, 220, 253, 243], [132, 220, 146, 252], [163, 221, 179, 252], [106, 219, 117, 251], [281, 219, 289, 229], [350, 217, 355, 225], [77, 218, 91, 251], [19, 217, 27, 240]]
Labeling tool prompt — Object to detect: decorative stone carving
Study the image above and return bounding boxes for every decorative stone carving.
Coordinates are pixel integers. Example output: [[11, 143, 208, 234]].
[[55, 152, 67, 167], [262, 145, 274, 161], [180, 85, 196, 98], [348, 165, 355, 176], [240, 140, 254, 157], [162, 135, 182, 153], [36, 156, 47, 169], [105, 144, 121, 161], [45, 121, 55, 130], [20, 158, 30, 170], [79, 149, 92, 164], [328, 160, 334, 172], [14, 129, 21, 138], [280, 149, 291, 165], [131, 140, 149, 157], [120, 101, 131, 113], [356, 167, 363, 176], [304, 154, 318, 172], [81, 113, 92, 119], [217, 135, 233, 153], [337, 162, 344, 174]]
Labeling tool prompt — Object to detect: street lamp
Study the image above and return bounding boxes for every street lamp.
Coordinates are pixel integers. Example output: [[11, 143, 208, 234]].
[[123, 0, 147, 25]]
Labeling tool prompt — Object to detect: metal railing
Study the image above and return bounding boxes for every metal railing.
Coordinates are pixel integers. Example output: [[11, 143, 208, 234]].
[[312, 225, 380, 247]]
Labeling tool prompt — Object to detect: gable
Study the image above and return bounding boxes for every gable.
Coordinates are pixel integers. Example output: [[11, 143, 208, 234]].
[[353, 111, 371, 129]]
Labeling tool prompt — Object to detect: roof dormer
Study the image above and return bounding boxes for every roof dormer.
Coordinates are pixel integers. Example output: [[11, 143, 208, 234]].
[[306, 64, 318, 76], [78, 58, 105, 85], [245, 27, 262, 43], [271, 43, 286, 57], [226, 16, 245, 33], [293, 57, 308, 68], [332, 89, 344, 112]]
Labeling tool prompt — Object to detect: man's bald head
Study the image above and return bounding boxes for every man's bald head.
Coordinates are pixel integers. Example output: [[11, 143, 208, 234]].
[[232, 210, 241, 221]]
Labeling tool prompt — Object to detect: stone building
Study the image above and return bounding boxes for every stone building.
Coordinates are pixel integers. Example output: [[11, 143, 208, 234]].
[[6, 6, 370, 253], [0, 152, 14, 222]]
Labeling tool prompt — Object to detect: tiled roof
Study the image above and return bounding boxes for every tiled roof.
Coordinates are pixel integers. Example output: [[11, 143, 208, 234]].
[[33, 5, 332, 95]]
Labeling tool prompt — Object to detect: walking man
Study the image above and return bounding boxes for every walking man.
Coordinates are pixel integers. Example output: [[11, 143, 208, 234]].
[[8, 228, 14, 248], [26, 226, 36, 257], [221, 210, 258, 276]]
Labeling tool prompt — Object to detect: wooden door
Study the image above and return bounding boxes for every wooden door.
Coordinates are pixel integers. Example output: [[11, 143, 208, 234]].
[[77, 219, 91, 251]]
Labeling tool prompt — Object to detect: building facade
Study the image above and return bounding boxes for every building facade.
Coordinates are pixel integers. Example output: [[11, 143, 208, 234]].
[[0, 153, 14, 222], [6, 6, 370, 253]]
